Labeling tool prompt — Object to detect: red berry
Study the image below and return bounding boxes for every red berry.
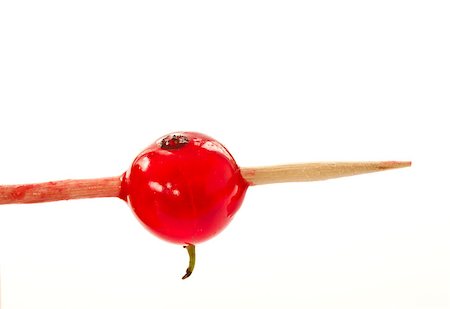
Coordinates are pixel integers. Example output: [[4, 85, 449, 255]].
[[121, 132, 249, 245]]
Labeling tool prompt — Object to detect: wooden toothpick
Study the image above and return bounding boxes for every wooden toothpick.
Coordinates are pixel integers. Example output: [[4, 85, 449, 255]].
[[0, 161, 411, 205]]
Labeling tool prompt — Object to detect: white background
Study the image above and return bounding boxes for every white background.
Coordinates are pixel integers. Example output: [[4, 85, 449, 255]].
[[0, 0, 449, 308]]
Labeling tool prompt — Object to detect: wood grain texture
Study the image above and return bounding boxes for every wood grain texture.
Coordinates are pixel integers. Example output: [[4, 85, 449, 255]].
[[0, 176, 122, 204], [241, 161, 411, 185]]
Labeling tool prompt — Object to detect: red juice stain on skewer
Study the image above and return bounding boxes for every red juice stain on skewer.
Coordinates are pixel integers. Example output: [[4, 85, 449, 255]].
[[0, 132, 411, 279]]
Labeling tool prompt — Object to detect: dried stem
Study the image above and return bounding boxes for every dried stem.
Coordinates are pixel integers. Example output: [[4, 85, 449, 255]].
[[241, 161, 411, 186], [0, 176, 122, 205], [182, 244, 196, 280]]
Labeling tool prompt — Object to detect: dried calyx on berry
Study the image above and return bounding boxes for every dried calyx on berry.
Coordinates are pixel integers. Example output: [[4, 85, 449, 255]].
[[159, 134, 190, 150]]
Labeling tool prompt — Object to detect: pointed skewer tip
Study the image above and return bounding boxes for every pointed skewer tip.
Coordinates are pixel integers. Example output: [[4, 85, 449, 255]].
[[378, 161, 412, 169]]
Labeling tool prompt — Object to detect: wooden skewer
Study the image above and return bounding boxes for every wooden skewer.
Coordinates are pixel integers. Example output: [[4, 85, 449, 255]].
[[241, 161, 411, 186], [0, 161, 411, 205]]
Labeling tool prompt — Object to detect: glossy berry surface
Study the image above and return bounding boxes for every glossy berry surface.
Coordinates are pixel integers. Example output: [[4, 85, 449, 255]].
[[121, 132, 249, 245]]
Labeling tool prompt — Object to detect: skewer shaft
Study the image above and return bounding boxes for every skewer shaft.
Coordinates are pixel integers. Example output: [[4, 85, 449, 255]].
[[0, 177, 121, 205], [241, 161, 411, 186]]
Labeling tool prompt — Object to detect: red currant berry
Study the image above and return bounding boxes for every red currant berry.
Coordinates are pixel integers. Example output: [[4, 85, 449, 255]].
[[121, 132, 249, 245]]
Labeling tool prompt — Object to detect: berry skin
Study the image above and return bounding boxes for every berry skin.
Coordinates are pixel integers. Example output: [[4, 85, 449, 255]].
[[121, 132, 249, 245]]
